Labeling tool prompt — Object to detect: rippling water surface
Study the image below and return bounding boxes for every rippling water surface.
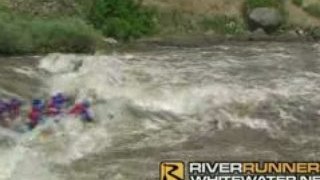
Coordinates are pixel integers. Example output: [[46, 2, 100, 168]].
[[0, 42, 320, 180]]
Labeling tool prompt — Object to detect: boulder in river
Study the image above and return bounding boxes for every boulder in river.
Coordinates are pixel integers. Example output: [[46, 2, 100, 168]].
[[248, 7, 284, 33]]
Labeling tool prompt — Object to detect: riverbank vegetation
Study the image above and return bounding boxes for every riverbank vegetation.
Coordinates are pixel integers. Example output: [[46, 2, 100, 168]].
[[0, 0, 158, 54], [153, 9, 246, 36], [304, 3, 320, 18], [200, 16, 246, 35], [246, 0, 284, 9], [1, 0, 320, 55], [88, 0, 155, 40], [0, 3, 100, 55], [292, 0, 303, 7]]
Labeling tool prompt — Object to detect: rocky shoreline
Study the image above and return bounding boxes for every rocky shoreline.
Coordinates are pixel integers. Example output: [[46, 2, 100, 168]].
[[108, 31, 317, 52]]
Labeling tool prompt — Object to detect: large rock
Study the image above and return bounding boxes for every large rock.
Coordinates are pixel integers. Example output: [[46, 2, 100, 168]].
[[248, 7, 284, 33]]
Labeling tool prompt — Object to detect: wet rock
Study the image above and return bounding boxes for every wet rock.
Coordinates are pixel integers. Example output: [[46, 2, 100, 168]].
[[287, 30, 307, 40], [248, 7, 284, 33], [249, 28, 269, 40], [310, 27, 320, 40], [103, 38, 118, 45], [253, 28, 267, 35], [275, 30, 304, 41], [295, 28, 305, 36]]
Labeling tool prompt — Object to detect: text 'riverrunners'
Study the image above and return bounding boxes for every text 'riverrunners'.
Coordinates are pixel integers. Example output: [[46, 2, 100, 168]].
[[160, 162, 320, 180]]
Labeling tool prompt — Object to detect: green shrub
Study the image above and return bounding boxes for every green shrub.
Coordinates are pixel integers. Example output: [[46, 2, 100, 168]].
[[88, 0, 155, 40], [0, 12, 33, 54], [201, 16, 246, 35], [304, 3, 320, 18], [30, 18, 100, 53], [292, 0, 303, 7], [0, 11, 101, 55]]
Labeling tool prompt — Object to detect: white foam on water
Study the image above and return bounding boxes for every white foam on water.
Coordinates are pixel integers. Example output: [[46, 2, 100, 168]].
[[38, 53, 306, 135], [0, 115, 112, 180], [11, 67, 36, 77], [0, 133, 59, 180]]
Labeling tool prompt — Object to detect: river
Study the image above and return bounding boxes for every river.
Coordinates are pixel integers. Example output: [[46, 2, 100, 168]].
[[0, 42, 320, 180]]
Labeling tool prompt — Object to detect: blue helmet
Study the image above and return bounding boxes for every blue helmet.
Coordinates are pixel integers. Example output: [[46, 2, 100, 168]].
[[32, 99, 42, 106], [53, 93, 65, 103], [32, 99, 44, 110]]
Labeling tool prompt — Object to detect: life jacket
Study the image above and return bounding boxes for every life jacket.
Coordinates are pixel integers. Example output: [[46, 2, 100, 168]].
[[28, 108, 41, 124], [69, 103, 85, 115], [46, 100, 60, 116], [69, 103, 93, 122]]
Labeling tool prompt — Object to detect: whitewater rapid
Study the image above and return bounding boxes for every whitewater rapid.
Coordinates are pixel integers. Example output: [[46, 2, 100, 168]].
[[1, 42, 320, 179]]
